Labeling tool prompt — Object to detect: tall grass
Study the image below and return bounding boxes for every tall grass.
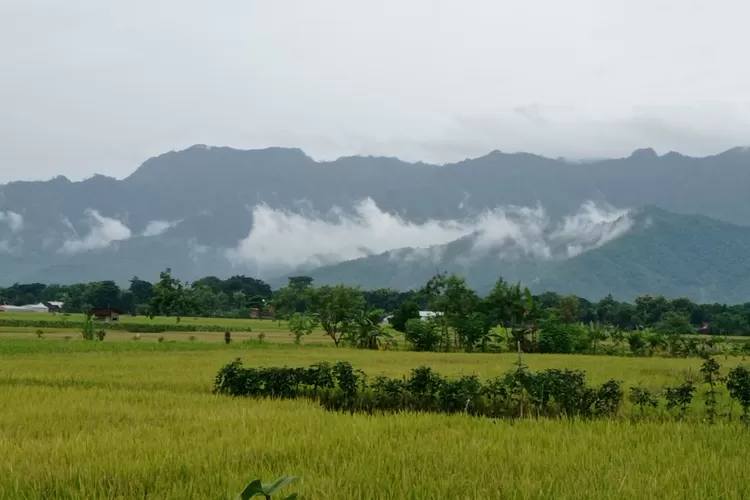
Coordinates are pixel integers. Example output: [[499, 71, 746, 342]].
[[1, 343, 749, 498]]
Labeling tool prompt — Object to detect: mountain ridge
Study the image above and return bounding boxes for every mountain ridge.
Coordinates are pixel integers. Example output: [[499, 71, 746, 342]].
[[1, 144, 749, 300]]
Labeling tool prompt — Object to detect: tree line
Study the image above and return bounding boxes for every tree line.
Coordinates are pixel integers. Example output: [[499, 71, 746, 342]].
[[3, 269, 750, 341]]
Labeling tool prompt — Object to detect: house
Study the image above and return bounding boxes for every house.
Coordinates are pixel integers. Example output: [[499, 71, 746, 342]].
[[249, 305, 275, 319], [44, 301, 64, 313], [0, 303, 49, 313], [382, 310, 443, 324], [88, 307, 121, 322]]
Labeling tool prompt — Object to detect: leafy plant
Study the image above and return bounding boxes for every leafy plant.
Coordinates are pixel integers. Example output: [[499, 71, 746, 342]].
[[664, 381, 696, 416], [35, 329, 44, 339], [81, 315, 95, 341], [700, 356, 722, 422], [288, 312, 316, 345], [404, 317, 441, 352], [628, 385, 658, 415], [96, 329, 106, 341], [726, 365, 750, 422], [236, 475, 299, 499]]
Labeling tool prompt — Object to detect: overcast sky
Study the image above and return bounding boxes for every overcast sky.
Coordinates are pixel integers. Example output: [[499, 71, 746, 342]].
[[2, 0, 750, 182]]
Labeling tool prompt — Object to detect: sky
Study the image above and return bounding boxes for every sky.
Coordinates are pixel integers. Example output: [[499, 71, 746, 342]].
[[2, 0, 750, 182]]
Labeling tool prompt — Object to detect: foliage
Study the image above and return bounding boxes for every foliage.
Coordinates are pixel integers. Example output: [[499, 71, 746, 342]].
[[236, 475, 299, 500], [214, 359, 624, 421], [389, 300, 420, 332], [81, 315, 95, 341], [700, 356, 722, 422], [287, 313, 316, 345], [726, 365, 750, 421], [538, 319, 587, 354], [664, 381, 696, 416], [655, 311, 695, 335], [347, 309, 395, 350], [404, 317, 441, 352], [306, 285, 364, 347], [628, 385, 658, 415]]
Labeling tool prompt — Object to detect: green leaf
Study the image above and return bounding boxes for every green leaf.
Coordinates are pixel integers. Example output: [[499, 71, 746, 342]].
[[236, 479, 265, 499], [261, 476, 300, 495]]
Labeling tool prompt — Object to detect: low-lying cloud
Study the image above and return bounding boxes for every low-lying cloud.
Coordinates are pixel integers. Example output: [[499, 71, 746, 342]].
[[59, 209, 132, 254], [227, 198, 633, 272], [0, 211, 23, 232]]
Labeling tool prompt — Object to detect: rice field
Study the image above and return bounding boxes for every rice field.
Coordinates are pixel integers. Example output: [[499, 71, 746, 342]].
[[2, 339, 750, 499]]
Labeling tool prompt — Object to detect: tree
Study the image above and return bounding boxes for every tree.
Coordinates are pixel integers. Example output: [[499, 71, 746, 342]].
[[306, 285, 365, 347], [288, 312, 316, 344], [149, 268, 190, 320], [83, 280, 121, 310], [655, 311, 694, 335], [349, 308, 394, 350], [557, 295, 581, 324], [404, 317, 441, 352], [288, 276, 313, 291], [389, 300, 420, 332], [129, 276, 153, 305]]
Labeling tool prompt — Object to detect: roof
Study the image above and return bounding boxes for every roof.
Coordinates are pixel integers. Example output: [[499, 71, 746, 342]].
[[89, 307, 123, 314]]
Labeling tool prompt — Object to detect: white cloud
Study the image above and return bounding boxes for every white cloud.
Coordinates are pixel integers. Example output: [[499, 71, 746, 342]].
[[227, 198, 633, 272], [470, 201, 632, 259], [0, 211, 23, 232], [142, 219, 179, 237], [59, 209, 132, 254]]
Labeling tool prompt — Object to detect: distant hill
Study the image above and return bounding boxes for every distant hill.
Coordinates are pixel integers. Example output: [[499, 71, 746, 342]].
[[304, 207, 750, 303], [1, 144, 750, 293]]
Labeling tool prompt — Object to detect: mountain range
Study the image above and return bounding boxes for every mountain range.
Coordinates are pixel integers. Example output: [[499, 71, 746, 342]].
[[1, 144, 750, 302]]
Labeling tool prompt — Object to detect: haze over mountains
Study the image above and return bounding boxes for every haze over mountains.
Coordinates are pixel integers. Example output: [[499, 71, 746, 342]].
[[1, 144, 750, 302]]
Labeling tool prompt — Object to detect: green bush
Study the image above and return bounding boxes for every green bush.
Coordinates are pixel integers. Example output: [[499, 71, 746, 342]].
[[213, 359, 623, 421], [404, 318, 441, 352], [538, 321, 587, 353]]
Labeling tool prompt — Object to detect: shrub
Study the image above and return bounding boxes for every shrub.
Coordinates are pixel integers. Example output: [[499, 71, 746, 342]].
[[628, 385, 658, 415], [538, 321, 587, 354], [404, 318, 441, 352], [626, 331, 647, 356], [214, 360, 621, 421], [595, 379, 624, 417], [726, 365, 750, 421], [81, 316, 95, 341], [700, 357, 722, 422], [664, 381, 696, 416]]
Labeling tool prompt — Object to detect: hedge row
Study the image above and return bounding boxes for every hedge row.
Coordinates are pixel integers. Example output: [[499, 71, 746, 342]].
[[213, 359, 625, 419], [0, 318, 252, 333], [214, 358, 750, 422]]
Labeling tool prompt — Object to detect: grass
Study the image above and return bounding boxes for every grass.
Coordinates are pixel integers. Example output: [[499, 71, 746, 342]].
[[0, 311, 269, 327], [2, 339, 750, 499]]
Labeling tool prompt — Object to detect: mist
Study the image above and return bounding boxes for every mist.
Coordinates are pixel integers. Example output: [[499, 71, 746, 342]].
[[227, 199, 633, 272], [59, 210, 131, 254]]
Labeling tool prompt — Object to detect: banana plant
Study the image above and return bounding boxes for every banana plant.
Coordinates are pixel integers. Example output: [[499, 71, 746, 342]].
[[236, 475, 299, 500]]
